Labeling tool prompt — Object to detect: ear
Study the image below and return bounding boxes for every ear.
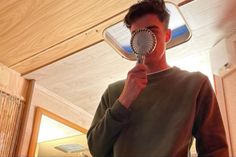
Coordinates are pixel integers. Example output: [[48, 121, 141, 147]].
[[165, 29, 172, 43]]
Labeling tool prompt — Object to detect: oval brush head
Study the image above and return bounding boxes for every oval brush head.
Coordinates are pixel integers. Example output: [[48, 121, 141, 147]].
[[131, 28, 157, 57]]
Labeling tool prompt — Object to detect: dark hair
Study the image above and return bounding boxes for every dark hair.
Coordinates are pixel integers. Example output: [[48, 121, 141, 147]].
[[124, 0, 170, 29]]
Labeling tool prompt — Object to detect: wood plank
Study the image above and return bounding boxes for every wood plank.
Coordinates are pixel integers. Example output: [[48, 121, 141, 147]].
[[222, 67, 236, 156], [0, 0, 137, 66], [214, 75, 233, 156], [10, 10, 126, 74], [0, 63, 29, 99]]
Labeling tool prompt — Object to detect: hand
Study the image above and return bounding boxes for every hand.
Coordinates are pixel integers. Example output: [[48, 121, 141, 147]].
[[118, 64, 148, 109]]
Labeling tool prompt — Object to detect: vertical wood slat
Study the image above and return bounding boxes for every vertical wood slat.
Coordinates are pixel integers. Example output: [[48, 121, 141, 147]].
[[10, 100, 24, 156], [0, 90, 25, 157]]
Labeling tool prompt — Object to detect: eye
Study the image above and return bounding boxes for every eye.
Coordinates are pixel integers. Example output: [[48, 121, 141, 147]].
[[152, 28, 159, 33]]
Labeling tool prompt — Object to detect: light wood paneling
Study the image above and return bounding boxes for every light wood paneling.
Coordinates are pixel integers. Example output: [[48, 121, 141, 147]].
[[0, 0, 188, 74], [214, 75, 233, 156], [24, 0, 227, 115], [214, 66, 236, 156], [10, 11, 127, 74], [0, 63, 29, 99], [221, 68, 236, 156], [0, 63, 30, 156], [0, 0, 133, 66], [15, 80, 35, 157]]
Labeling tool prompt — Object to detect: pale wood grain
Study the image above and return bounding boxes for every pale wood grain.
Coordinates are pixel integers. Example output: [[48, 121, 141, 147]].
[[214, 75, 233, 156], [0, 0, 137, 66], [0, 0, 186, 74], [222, 67, 236, 156], [10, 11, 127, 74], [0, 63, 29, 99]]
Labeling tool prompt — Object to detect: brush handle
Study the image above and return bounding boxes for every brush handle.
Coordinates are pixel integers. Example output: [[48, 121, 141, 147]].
[[137, 54, 144, 64]]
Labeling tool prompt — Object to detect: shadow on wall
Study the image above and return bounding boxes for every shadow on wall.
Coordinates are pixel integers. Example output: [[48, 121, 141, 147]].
[[218, 0, 236, 35]]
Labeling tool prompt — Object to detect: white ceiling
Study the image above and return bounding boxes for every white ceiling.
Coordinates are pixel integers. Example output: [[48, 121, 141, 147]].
[[24, 0, 236, 115]]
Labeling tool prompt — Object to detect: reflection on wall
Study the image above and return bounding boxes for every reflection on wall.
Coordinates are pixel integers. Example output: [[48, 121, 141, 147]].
[[35, 115, 91, 157], [37, 135, 90, 157], [38, 115, 82, 143]]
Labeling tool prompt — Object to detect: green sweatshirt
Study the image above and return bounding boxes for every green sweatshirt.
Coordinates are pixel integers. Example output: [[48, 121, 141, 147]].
[[87, 66, 228, 157]]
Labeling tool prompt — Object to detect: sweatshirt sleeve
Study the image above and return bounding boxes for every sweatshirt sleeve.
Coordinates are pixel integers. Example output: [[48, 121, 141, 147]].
[[87, 86, 131, 157], [192, 77, 229, 157]]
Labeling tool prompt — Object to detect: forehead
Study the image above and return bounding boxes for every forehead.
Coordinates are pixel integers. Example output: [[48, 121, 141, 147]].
[[130, 14, 163, 32]]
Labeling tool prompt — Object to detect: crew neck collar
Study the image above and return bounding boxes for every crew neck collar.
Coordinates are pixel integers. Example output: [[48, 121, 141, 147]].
[[147, 66, 172, 75], [147, 66, 178, 80]]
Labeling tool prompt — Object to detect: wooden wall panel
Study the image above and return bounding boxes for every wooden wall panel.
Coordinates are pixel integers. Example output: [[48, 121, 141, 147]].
[[214, 75, 233, 156], [222, 68, 236, 156], [0, 63, 30, 156], [214, 67, 236, 157], [0, 63, 29, 99]]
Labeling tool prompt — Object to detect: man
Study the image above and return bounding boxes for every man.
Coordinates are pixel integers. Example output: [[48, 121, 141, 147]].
[[87, 0, 229, 156]]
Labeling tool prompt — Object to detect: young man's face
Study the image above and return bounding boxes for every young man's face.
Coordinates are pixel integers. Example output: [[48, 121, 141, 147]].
[[130, 14, 171, 64]]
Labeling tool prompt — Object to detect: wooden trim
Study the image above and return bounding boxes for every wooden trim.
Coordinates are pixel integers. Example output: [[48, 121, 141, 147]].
[[220, 76, 233, 150], [15, 80, 35, 156], [0, 63, 29, 99], [0, 89, 24, 101], [214, 74, 233, 156], [221, 66, 236, 78], [221, 69, 236, 156], [28, 107, 87, 157], [178, 0, 194, 6]]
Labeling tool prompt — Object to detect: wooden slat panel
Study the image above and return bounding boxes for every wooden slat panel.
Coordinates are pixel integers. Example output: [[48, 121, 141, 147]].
[[0, 90, 25, 157]]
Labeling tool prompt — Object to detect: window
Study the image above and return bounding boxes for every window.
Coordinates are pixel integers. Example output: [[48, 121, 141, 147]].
[[103, 2, 191, 61]]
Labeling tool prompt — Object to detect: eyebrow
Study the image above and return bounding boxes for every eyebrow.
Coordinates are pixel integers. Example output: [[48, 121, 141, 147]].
[[131, 25, 160, 33], [146, 25, 160, 30], [131, 25, 160, 34]]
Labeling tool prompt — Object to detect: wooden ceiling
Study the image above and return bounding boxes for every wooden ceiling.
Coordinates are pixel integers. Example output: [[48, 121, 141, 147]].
[[24, 0, 236, 115], [0, 0, 187, 75]]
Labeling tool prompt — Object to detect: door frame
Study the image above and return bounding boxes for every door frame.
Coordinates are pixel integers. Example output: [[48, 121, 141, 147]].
[[28, 107, 87, 156]]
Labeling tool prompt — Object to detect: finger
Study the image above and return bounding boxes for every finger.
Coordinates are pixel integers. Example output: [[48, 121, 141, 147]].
[[130, 64, 147, 73], [134, 78, 148, 88], [128, 67, 147, 76], [129, 72, 147, 79]]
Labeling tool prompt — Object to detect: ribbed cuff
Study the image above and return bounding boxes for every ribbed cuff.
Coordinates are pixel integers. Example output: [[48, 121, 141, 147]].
[[109, 100, 131, 122]]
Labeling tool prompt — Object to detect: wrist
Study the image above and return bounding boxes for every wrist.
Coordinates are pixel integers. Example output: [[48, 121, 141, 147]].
[[118, 96, 132, 109]]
